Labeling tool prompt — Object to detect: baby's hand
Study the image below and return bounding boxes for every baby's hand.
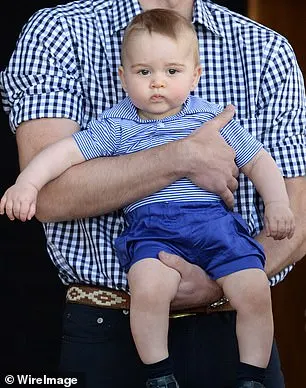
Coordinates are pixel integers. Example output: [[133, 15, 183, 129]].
[[0, 183, 38, 222], [264, 202, 295, 240]]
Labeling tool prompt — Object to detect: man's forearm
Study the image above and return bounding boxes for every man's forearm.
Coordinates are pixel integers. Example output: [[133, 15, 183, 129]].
[[15, 117, 184, 222], [255, 176, 306, 277], [16, 108, 236, 222], [255, 228, 305, 277], [36, 143, 182, 222]]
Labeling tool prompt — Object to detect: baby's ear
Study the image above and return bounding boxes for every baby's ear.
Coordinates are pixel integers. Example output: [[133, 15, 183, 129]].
[[118, 66, 127, 91], [191, 65, 202, 91]]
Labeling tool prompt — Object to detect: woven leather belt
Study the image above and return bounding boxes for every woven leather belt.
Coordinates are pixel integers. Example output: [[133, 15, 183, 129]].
[[66, 285, 234, 318]]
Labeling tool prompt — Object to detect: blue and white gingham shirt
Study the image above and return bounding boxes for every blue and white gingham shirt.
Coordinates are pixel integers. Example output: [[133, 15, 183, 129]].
[[1, 0, 305, 289], [73, 95, 263, 213]]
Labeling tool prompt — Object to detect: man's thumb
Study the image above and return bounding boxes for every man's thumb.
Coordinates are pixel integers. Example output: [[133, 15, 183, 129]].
[[213, 104, 235, 130]]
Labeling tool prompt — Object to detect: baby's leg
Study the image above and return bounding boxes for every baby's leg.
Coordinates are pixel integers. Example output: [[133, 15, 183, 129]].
[[217, 268, 273, 368], [128, 258, 181, 364]]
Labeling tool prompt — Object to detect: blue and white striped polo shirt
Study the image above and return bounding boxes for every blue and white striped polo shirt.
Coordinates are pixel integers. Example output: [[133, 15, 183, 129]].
[[73, 95, 263, 213]]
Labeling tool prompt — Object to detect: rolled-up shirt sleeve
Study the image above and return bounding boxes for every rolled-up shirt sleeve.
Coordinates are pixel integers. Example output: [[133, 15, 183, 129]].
[[0, 9, 84, 133], [253, 41, 305, 177]]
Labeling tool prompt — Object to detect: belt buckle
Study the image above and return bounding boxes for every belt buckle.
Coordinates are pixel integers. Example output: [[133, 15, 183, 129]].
[[169, 312, 197, 319], [209, 296, 229, 309]]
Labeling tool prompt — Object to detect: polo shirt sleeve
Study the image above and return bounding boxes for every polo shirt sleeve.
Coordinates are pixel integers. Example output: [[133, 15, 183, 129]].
[[72, 118, 120, 159], [220, 120, 263, 169], [0, 9, 84, 133]]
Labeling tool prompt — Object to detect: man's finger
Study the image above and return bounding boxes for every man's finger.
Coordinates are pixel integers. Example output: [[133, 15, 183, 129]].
[[219, 188, 235, 209], [228, 176, 239, 193], [232, 164, 240, 179], [158, 251, 188, 277], [209, 105, 235, 130], [264, 216, 271, 235]]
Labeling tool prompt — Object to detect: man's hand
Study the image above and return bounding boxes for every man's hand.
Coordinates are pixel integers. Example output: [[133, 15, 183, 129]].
[[180, 105, 239, 208], [158, 251, 223, 310]]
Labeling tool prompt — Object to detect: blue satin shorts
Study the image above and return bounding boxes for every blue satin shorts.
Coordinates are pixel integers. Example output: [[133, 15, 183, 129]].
[[115, 201, 265, 279]]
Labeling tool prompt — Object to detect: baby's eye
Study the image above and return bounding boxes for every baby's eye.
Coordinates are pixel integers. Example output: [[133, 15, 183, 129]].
[[168, 69, 178, 75], [138, 69, 150, 76]]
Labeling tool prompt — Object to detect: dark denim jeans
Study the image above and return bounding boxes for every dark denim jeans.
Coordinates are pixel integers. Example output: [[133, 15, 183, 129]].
[[59, 303, 285, 388]]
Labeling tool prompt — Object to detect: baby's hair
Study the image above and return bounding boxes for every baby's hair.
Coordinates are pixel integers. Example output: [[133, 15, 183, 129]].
[[121, 8, 200, 65]]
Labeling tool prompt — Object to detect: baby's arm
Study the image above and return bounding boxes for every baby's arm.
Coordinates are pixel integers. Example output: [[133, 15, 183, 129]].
[[0, 137, 85, 221], [241, 149, 295, 240]]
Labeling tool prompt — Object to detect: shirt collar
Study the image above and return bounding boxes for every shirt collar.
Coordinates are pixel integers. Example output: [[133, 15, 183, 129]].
[[109, 0, 142, 35], [110, 0, 223, 37], [193, 0, 223, 37]]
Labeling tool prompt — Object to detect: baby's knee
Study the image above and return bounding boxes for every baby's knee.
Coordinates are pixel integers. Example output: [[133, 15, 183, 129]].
[[237, 275, 272, 315], [129, 258, 180, 302], [131, 275, 173, 306]]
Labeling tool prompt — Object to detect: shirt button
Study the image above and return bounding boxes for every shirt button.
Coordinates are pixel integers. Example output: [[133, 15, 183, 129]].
[[156, 122, 165, 128], [97, 317, 104, 324]]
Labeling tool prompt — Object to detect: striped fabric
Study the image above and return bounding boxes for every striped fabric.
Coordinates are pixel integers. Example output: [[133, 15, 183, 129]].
[[0, 0, 305, 289], [73, 96, 263, 213]]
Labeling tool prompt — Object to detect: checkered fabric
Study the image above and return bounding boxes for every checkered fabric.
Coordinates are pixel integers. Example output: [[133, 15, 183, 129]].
[[0, 0, 305, 289]]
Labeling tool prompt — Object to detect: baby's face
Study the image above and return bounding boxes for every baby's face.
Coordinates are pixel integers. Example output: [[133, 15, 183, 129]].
[[119, 31, 201, 120]]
